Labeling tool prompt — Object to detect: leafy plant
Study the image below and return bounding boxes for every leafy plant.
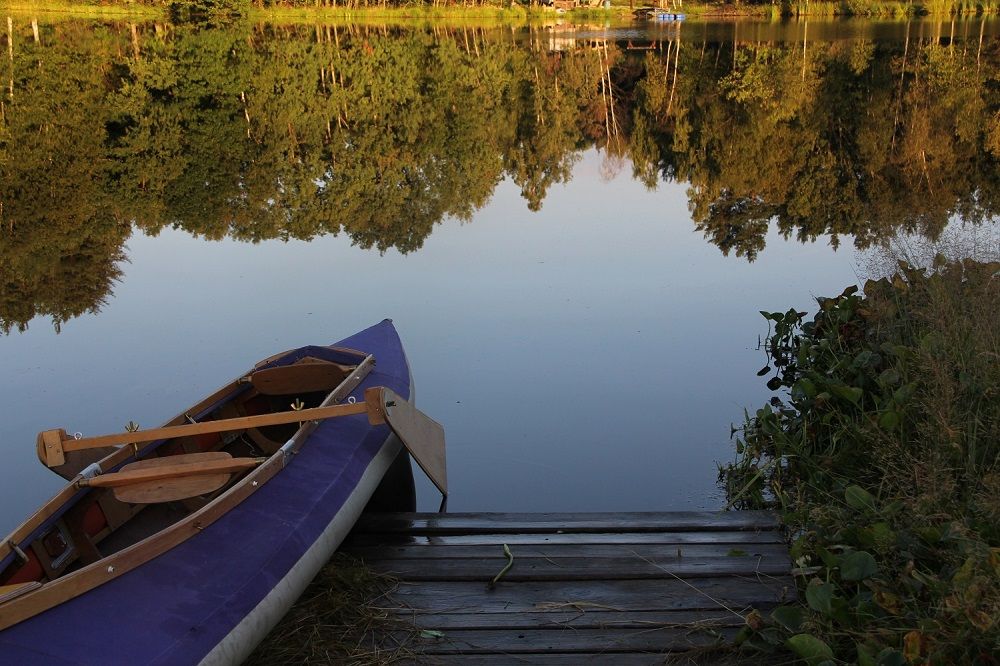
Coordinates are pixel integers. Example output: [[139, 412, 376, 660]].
[[722, 259, 1000, 663]]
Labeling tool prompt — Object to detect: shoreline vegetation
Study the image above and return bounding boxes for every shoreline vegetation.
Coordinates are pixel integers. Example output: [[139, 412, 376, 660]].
[[2, 0, 999, 20], [721, 256, 999, 663]]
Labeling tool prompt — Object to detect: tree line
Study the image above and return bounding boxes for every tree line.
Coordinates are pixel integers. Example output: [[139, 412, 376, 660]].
[[1, 19, 998, 332]]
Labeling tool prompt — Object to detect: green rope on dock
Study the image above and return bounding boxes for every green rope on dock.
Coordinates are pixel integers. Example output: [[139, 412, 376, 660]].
[[486, 543, 514, 590]]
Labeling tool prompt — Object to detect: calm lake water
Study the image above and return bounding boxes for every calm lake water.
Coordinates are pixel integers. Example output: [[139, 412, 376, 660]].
[[1, 15, 998, 533]]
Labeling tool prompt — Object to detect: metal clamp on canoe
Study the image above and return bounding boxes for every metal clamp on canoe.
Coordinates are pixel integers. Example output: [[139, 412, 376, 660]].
[[6, 540, 28, 566], [78, 462, 102, 480], [280, 439, 296, 464]]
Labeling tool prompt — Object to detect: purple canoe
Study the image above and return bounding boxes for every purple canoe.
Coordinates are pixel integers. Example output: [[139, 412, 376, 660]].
[[0, 320, 422, 664]]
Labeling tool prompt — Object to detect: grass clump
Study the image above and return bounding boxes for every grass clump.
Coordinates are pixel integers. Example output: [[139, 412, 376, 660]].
[[247, 553, 409, 665], [720, 258, 999, 664]]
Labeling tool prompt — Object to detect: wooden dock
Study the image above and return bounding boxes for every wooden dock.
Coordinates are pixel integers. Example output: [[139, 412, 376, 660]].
[[340, 511, 793, 664]]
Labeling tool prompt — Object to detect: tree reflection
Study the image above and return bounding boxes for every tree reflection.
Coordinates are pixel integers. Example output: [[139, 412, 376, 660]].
[[1, 20, 998, 330]]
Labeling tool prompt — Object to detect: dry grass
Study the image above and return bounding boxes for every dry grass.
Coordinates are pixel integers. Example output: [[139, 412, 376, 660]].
[[246, 553, 415, 665]]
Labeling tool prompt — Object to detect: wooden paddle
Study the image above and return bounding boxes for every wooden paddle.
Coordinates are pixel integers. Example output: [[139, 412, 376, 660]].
[[38, 387, 448, 498], [37, 392, 386, 469], [78, 452, 266, 504]]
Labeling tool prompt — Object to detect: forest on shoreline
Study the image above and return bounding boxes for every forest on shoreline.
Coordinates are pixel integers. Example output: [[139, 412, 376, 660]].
[[3, 0, 1000, 20], [1, 20, 998, 333]]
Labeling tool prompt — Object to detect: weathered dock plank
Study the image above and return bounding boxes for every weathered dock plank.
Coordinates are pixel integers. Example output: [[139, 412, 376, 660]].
[[356, 510, 780, 534], [399, 609, 742, 630], [383, 578, 793, 612], [347, 542, 791, 560], [357, 555, 791, 580], [387, 625, 742, 653], [347, 530, 785, 547], [398, 654, 694, 665], [341, 511, 791, 662]]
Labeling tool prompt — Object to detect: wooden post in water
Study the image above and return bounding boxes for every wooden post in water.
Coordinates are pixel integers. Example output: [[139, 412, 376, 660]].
[[7, 16, 12, 101], [130, 23, 140, 59], [977, 18, 985, 76], [667, 26, 680, 116], [801, 20, 808, 81]]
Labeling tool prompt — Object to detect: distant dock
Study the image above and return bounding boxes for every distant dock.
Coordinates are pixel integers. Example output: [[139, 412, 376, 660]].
[[341, 511, 793, 663]]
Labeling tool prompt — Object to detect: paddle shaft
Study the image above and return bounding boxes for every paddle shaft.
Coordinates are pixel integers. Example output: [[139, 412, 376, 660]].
[[78, 457, 266, 488], [59, 399, 379, 453]]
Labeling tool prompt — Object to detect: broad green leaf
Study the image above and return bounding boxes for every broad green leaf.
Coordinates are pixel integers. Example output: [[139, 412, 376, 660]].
[[845, 485, 877, 512], [831, 384, 863, 404], [877, 368, 901, 386], [770, 605, 804, 632], [870, 522, 896, 548], [853, 350, 877, 368], [785, 633, 834, 665], [841, 551, 878, 581], [817, 547, 840, 569], [878, 410, 900, 430], [805, 580, 834, 615], [792, 378, 817, 399], [914, 526, 942, 543]]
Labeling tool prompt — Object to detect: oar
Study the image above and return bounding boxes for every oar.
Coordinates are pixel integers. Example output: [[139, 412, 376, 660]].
[[36, 389, 389, 469], [37, 387, 448, 498], [78, 452, 266, 504]]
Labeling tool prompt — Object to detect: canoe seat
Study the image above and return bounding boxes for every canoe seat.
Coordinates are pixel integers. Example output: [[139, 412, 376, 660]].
[[250, 358, 352, 396]]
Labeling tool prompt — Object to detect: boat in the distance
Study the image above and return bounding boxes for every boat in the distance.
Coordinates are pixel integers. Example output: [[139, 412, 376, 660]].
[[0, 319, 445, 665], [633, 6, 686, 20]]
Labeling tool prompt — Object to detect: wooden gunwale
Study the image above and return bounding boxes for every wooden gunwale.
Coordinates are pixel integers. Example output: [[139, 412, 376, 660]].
[[0, 349, 375, 631]]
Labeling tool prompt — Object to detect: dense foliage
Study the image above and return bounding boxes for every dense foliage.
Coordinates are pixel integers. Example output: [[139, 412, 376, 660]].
[[1, 21, 999, 332], [721, 260, 999, 663], [22, 0, 1000, 18]]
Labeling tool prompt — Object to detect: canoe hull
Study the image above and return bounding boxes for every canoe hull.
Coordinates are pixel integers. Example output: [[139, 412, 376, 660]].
[[200, 433, 403, 666], [0, 320, 413, 665]]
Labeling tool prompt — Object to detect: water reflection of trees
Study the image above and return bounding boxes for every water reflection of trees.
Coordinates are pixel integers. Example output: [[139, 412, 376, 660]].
[[1, 20, 998, 331]]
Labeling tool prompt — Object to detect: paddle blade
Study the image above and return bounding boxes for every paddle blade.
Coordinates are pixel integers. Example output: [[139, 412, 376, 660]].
[[112, 452, 233, 504], [114, 474, 230, 504], [375, 388, 447, 496]]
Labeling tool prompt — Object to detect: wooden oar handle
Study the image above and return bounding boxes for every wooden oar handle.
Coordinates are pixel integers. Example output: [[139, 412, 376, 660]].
[[78, 457, 266, 489], [38, 387, 388, 468]]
